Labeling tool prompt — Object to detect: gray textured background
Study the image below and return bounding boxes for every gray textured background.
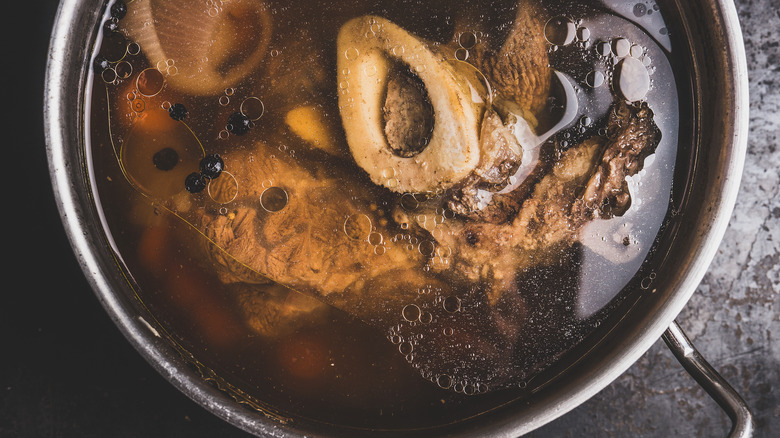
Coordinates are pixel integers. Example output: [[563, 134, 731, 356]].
[[532, 0, 780, 435]]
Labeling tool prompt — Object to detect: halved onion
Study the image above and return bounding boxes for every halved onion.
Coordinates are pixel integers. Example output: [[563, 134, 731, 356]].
[[123, 0, 272, 95]]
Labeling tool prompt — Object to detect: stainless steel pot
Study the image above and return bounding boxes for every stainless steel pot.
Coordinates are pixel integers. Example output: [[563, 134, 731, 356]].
[[44, 0, 752, 436]]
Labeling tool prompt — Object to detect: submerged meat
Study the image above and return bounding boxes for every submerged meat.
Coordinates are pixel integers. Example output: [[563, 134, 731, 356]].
[[464, 0, 552, 117], [187, 143, 443, 329], [575, 102, 661, 219], [442, 0, 551, 219], [447, 109, 524, 222], [426, 100, 661, 303]]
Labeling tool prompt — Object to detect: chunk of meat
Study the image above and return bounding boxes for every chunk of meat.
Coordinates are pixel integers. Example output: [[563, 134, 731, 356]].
[[574, 101, 661, 219], [427, 100, 661, 303], [467, 0, 552, 116], [186, 142, 429, 322], [445, 0, 552, 220], [448, 109, 524, 222], [232, 283, 329, 337]]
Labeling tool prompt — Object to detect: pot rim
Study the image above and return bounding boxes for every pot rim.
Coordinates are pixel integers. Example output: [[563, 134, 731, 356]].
[[43, 0, 749, 436]]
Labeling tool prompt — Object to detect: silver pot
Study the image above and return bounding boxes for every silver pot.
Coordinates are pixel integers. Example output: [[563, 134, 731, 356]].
[[44, 0, 752, 436]]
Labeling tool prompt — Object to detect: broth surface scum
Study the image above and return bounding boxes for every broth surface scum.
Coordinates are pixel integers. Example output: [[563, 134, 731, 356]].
[[87, 0, 681, 429]]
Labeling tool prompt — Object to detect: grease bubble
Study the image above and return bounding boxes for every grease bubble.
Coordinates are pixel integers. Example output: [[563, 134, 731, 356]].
[[544, 16, 576, 46], [260, 186, 288, 212]]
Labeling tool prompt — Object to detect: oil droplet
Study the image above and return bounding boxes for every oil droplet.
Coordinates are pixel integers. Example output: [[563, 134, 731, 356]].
[[344, 213, 372, 241], [344, 47, 359, 60], [240, 97, 265, 121], [630, 44, 644, 58], [437, 374, 453, 389], [374, 245, 386, 255], [131, 98, 145, 113], [218, 95, 230, 106], [611, 37, 631, 57], [596, 41, 611, 57], [458, 31, 477, 49], [544, 16, 576, 46], [402, 304, 421, 322], [633, 3, 648, 16], [400, 193, 419, 211], [455, 48, 469, 61], [576, 26, 590, 42], [208, 171, 238, 204], [136, 68, 165, 97], [398, 341, 414, 355], [419, 311, 433, 324], [443, 296, 461, 313], [115, 61, 133, 79], [443, 327, 454, 336], [127, 42, 141, 56], [418, 240, 435, 257], [368, 231, 383, 245], [259, 186, 288, 212], [616, 57, 650, 102], [101, 68, 117, 84], [585, 70, 605, 88], [436, 245, 452, 258]]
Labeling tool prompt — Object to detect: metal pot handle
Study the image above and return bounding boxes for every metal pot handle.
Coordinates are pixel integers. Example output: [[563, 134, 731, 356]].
[[662, 321, 755, 438]]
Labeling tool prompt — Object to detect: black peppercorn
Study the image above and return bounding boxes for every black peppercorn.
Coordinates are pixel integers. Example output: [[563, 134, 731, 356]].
[[103, 19, 119, 33], [200, 154, 224, 179], [110, 1, 127, 20], [168, 103, 188, 121], [185, 172, 207, 193], [93, 56, 110, 72], [226, 112, 251, 136], [152, 148, 179, 171]]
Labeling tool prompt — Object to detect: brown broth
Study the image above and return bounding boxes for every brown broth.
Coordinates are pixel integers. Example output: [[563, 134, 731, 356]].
[[86, 0, 686, 430]]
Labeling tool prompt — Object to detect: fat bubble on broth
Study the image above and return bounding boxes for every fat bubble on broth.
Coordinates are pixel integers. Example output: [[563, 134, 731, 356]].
[[87, 0, 680, 427]]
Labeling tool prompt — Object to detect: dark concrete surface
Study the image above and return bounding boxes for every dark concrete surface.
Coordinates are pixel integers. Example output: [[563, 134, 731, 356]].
[[2, 0, 776, 437]]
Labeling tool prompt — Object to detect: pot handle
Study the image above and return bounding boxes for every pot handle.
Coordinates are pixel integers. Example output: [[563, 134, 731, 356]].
[[662, 321, 755, 438]]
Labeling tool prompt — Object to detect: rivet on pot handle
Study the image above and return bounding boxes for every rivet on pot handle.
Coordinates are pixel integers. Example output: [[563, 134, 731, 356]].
[[663, 321, 755, 438]]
